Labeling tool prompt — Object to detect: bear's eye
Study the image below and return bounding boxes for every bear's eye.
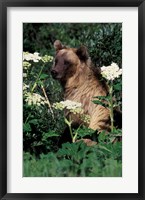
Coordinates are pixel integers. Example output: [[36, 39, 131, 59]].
[[64, 60, 71, 65]]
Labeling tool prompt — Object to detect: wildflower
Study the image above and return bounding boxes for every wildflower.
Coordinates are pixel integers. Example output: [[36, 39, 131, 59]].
[[41, 55, 53, 63], [23, 52, 41, 62], [53, 100, 83, 114], [23, 61, 31, 69], [23, 83, 29, 91], [25, 92, 46, 106], [101, 62, 122, 81], [23, 73, 27, 78], [52, 100, 91, 124], [60, 100, 82, 110], [23, 84, 29, 95], [81, 114, 91, 124]]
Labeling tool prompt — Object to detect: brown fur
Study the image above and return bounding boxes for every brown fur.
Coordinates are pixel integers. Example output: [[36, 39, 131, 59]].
[[51, 40, 110, 131]]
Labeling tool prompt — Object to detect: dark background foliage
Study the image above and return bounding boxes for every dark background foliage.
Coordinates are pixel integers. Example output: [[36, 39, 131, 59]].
[[24, 23, 122, 67], [23, 23, 122, 176]]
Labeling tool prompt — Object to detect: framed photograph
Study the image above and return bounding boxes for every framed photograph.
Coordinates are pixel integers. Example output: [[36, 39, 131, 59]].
[[0, 0, 145, 199]]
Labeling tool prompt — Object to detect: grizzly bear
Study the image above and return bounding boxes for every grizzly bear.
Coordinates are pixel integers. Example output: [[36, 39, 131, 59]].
[[51, 40, 114, 133]]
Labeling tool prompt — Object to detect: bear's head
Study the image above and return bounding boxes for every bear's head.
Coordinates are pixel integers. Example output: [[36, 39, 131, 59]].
[[51, 40, 89, 81]]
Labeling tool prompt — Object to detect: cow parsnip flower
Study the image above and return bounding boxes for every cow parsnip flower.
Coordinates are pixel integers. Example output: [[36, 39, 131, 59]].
[[53, 100, 83, 114], [53, 100, 90, 125], [23, 83, 29, 91], [23, 73, 27, 78], [25, 92, 46, 106], [23, 61, 31, 69], [60, 100, 82, 110], [81, 114, 91, 124], [23, 84, 29, 95], [23, 52, 42, 62], [41, 55, 53, 63], [53, 100, 81, 109], [101, 62, 122, 81]]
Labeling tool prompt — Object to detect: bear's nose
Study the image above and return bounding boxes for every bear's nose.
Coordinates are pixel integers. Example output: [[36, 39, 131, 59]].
[[51, 69, 58, 78]]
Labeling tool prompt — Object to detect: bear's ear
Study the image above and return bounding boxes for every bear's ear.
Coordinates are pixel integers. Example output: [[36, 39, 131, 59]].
[[76, 46, 89, 61], [54, 40, 64, 51]]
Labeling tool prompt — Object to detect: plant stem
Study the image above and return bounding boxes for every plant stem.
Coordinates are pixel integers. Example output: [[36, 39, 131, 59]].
[[73, 124, 82, 143], [24, 105, 35, 124], [25, 112, 31, 124], [41, 83, 54, 120], [68, 124, 74, 142], [68, 116, 74, 142], [110, 81, 114, 132], [31, 64, 45, 93], [64, 116, 74, 142]]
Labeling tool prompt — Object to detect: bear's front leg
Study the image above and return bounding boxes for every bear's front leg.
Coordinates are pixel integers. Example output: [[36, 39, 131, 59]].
[[89, 105, 110, 132]]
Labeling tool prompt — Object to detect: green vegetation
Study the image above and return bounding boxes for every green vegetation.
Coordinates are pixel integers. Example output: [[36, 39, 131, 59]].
[[24, 141, 122, 177], [23, 23, 122, 177]]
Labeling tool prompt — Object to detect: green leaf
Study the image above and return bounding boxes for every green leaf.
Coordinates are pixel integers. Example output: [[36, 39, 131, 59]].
[[98, 145, 112, 153], [40, 74, 49, 80], [76, 127, 95, 138], [33, 141, 43, 146], [113, 83, 122, 91], [42, 131, 59, 141], [28, 119, 38, 125], [92, 100, 108, 108], [111, 128, 122, 136], [23, 123, 31, 132], [109, 137, 116, 143], [98, 131, 107, 143], [93, 96, 110, 101]]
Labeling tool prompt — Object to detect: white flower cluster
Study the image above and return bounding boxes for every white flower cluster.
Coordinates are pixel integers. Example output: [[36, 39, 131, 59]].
[[61, 100, 82, 110], [23, 83, 29, 91], [41, 55, 53, 63], [53, 100, 83, 113], [81, 114, 91, 124], [23, 52, 42, 62], [101, 63, 122, 81], [23, 52, 53, 63], [23, 61, 31, 69], [53, 100, 91, 124], [25, 92, 46, 106], [23, 73, 27, 78]]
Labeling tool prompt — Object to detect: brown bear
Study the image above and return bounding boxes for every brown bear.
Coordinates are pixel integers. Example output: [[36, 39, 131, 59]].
[[51, 40, 113, 132]]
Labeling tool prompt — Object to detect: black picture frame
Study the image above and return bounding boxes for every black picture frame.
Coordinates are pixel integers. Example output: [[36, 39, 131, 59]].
[[0, 0, 145, 199]]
